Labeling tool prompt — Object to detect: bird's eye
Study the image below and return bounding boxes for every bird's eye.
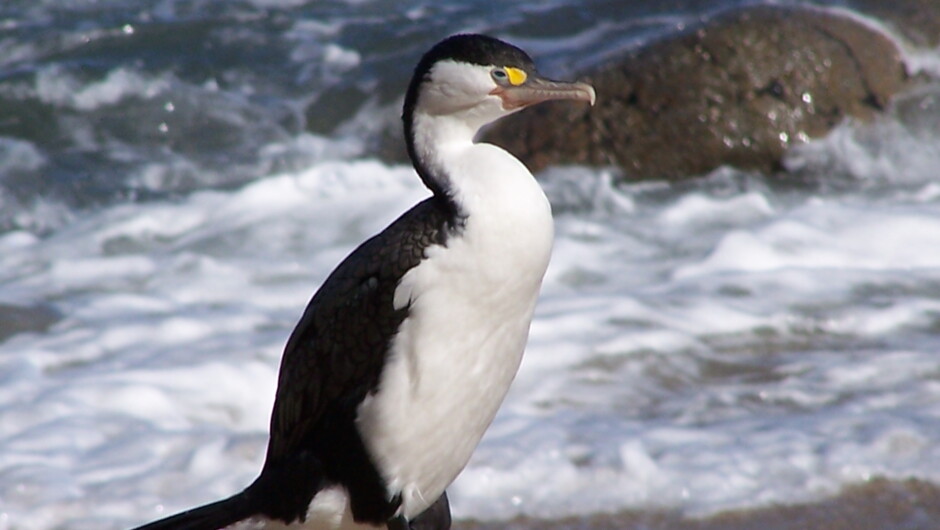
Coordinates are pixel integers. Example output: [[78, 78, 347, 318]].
[[492, 67, 527, 86]]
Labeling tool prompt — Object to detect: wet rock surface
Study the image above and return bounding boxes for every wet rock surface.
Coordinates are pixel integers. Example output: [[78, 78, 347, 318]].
[[484, 5, 911, 180], [0, 302, 62, 343], [851, 0, 940, 48]]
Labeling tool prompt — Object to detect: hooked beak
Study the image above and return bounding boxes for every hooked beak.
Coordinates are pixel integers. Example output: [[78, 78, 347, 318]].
[[492, 74, 596, 110]]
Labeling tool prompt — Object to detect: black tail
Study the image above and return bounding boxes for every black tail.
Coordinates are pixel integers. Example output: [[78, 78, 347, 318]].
[[131, 492, 258, 530]]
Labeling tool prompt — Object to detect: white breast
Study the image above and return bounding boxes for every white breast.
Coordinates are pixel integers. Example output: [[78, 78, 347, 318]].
[[355, 141, 554, 519]]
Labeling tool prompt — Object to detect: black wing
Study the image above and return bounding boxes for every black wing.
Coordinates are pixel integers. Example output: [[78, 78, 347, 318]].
[[245, 196, 458, 525]]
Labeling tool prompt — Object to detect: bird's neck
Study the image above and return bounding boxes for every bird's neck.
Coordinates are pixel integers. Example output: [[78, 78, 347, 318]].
[[405, 110, 485, 206], [406, 108, 552, 236]]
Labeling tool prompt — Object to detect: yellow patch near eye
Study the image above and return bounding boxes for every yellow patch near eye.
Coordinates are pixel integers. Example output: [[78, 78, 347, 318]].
[[504, 67, 527, 86]]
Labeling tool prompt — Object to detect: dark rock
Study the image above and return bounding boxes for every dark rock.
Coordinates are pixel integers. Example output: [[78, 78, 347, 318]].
[[483, 5, 910, 180], [0, 303, 62, 343], [850, 0, 940, 48]]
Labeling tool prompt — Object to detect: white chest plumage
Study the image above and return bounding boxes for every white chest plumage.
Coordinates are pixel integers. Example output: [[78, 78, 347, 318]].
[[356, 139, 554, 519]]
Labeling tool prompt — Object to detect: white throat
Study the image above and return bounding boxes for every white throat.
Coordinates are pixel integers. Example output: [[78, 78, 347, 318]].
[[408, 107, 527, 208], [410, 109, 480, 201]]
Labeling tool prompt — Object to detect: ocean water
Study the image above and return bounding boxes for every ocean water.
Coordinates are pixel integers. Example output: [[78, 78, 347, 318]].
[[3, 0, 940, 528]]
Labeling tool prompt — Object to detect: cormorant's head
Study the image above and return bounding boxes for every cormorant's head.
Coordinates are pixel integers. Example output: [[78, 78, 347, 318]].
[[403, 34, 595, 134]]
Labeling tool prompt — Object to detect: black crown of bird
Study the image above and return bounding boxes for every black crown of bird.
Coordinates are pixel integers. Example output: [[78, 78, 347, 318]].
[[131, 33, 594, 530]]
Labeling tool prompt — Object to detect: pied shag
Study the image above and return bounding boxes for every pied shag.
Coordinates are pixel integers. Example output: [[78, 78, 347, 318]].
[[132, 34, 595, 530]]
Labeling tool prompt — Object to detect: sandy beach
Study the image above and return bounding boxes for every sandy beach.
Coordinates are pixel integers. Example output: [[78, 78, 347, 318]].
[[456, 478, 940, 529]]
